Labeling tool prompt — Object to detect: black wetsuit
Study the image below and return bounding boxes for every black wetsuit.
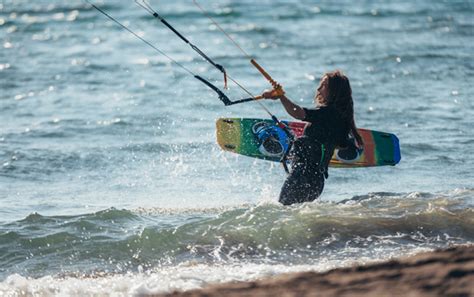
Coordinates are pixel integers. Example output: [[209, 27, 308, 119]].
[[279, 105, 349, 205]]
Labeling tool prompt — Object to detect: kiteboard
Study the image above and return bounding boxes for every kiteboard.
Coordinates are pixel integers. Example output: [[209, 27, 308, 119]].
[[216, 118, 401, 168]]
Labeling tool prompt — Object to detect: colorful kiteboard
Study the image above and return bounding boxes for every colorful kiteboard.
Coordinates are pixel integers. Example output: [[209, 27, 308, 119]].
[[216, 118, 401, 168]]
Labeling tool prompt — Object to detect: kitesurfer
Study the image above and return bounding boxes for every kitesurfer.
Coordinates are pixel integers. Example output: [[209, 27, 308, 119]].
[[262, 70, 363, 205]]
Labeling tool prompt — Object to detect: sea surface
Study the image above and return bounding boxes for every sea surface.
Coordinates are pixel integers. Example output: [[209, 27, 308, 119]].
[[1, 0, 473, 295]]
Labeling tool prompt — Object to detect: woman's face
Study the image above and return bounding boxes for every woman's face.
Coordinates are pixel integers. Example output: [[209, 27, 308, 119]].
[[315, 75, 329, 105]]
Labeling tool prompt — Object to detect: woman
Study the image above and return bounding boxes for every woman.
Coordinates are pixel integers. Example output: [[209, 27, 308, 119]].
[[262, 70, 363, 205]]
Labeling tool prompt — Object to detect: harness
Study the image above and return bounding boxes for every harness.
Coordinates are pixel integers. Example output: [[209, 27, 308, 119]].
[[318, 143, 330, 179]]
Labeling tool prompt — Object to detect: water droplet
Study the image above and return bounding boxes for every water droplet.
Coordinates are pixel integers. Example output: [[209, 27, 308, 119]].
[[92, 37, 101, 44], [135, 58, 149, 65], [52, 12, 65, 21], [14, 94, 25, 100], [0, 63, 10, 70], [67, 10, 79, 22], [310, 6, 321, 14], [7, 25, 16, 33]]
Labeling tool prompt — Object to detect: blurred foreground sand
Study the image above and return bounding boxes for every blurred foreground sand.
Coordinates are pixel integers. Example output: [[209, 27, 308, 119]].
[[155, 245, 473, 297]]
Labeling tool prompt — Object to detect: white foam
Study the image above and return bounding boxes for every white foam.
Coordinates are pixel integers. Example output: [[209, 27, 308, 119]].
[[0, 262, 341, 296]]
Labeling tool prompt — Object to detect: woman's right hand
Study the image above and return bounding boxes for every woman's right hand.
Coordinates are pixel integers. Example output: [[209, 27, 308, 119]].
[[261, 84, 285, 100]]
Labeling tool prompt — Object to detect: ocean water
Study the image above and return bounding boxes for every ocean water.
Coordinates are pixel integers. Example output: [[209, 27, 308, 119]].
[[1, 0, 473, 295]]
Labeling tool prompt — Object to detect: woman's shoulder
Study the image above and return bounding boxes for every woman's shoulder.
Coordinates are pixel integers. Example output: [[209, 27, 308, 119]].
[[319, 104, 337, 112], [303, 106, 334, 123], [305, 105, 335, 112], [304, 105, 333, 117]]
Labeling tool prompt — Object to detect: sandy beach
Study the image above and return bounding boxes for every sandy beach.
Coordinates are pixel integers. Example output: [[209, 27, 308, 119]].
[[156, 245, 474, 297]]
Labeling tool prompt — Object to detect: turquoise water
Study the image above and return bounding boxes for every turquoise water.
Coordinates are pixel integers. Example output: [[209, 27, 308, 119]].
[[1, 0, 473, 295]]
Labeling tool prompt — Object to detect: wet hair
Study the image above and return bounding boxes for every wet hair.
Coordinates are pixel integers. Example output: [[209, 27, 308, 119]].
[[318, 70, 363, 147]]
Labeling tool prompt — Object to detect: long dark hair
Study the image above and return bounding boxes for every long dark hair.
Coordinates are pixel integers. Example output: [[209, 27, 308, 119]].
[[319, 70, 363, 147]]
